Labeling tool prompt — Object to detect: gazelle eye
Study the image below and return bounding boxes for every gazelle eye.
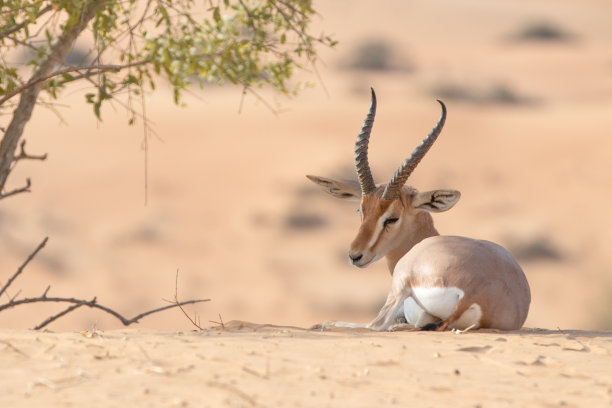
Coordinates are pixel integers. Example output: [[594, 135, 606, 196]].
[[383, 217, 399, 227]]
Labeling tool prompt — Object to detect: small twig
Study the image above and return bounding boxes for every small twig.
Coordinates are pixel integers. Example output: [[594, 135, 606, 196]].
[[14, 140, 47, 162], [0, 64, 123, 106], [141, 86, 149, 206], [243, 86, 279, 115], [9, 290, 21, 302], [0, 237, 48, 298], [34, 300, 91, 330], [0, 5, 54, 40], [172, 269, 204, 330], [0, 237, 210, 329], [242, 365, 269, 380], [0, 178, 32, 200], [0, 340, 29, 358], [0, 295, 210, 328], [452, 323, 476, 334], [206, 381, 257, 407], [209, 313, 225, 329]]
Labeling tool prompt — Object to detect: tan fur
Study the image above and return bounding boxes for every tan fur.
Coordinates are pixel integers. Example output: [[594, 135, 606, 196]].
[[366, 234, 530, 331], [306, 95, 530, 331], [307, 180, 531, 331]]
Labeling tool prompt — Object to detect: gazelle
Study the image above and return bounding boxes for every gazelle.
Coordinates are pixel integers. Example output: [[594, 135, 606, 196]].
[[307, 89, 530, 331]]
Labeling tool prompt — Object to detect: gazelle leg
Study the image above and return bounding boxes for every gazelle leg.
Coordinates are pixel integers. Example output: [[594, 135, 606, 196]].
[[365, 293, 405, 331], [366, 274, 412, 331], [420, 321, 443, 331], [310, 320, 368, 330], [329, 321, 368, 329], [313, 270, 413, 332]]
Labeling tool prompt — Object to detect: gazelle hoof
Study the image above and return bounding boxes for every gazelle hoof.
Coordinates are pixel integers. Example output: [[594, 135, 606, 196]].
[[309, 320, 336, 330], [420, 322, 444, 331], [388, 323, 417, 332]]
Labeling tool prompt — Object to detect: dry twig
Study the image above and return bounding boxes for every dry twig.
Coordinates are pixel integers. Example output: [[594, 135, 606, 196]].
[[0, 237, 211, 329], [209, 313, 225, 329], [0, 237, 48, 298], [0, 177, 31, 200], [14, 140, 47, 162], [168, 269, 204, 330]]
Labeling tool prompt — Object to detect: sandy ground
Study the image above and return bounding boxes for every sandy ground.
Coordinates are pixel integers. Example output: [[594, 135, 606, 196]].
[[1, 0, 612, 405], [1, 324, 611, 407]]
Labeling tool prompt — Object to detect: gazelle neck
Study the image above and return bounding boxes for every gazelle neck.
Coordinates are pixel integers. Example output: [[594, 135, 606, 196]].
[[385, 211, 439, 274]]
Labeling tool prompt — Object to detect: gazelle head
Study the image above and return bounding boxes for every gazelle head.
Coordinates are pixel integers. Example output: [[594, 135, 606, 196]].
[[307, 89, 461, 269]]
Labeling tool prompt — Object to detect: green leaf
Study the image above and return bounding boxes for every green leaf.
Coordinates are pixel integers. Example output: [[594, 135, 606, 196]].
[[213, 7, 221, 24], [94, 101, 102, 120], [0, 0, 336, 126]]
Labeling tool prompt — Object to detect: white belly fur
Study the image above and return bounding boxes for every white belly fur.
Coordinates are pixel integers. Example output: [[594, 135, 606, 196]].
[[412, 286, 464, 320], [405, 287, 483, 330], [402, 297, 438, 327]]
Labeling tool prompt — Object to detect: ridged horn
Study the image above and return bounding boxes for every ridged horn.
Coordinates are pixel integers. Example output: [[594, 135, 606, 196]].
[[382, 100, 447, 200], [354, 88, 377, 195]]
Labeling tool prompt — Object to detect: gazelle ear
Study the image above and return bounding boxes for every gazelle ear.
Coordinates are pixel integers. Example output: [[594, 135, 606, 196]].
[[306, 175, 361, 201], [411, 190, 460, 212]]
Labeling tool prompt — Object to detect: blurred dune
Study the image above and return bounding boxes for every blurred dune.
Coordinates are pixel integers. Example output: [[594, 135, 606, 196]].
[[1, 0, 611, 331]]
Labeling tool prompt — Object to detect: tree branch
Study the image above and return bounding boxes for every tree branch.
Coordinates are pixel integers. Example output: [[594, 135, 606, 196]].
[[0, 5, 54, 40], [0, 0, 112, 194], [0, 177, 31, 200], [33, 299, 91, 330], [0, 236, 211, 329], [0, 64, 122, 107], [0, 237, 48, 298], [0, 295, 211, 328], [13, 140, 47, 162]]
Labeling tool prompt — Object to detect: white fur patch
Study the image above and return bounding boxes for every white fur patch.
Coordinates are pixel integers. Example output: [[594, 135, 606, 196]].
[[411, 286, 464, 321], [366, 207, 396, 249], [402, 297, 438, 328], [450, 303, 482, 330]]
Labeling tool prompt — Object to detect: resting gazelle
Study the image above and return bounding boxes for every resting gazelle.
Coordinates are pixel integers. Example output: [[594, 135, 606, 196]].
[[307, 89, 530, 331]]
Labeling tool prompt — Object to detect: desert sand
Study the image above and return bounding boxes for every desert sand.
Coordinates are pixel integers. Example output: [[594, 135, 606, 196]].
[[1, 323, 611, 407], [1, 0, 612, 406]]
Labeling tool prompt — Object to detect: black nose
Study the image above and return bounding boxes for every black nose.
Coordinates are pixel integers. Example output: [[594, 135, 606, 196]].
[[349, 253, 363, 263]]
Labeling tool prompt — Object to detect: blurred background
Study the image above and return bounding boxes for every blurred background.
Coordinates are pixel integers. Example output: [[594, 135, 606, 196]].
[[1, 0, 611, 331]]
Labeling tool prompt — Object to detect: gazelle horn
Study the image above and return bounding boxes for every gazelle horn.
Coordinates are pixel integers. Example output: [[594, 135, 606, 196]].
[[354, 88, 377, 195], [382, 100, 447, 200]]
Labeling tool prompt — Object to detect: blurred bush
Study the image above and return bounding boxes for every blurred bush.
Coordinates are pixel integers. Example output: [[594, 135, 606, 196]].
[[504, 235, 564, 262], [341, 38, 413, 72], [431, 82, 537, 106], [508, 20, 576, 43]]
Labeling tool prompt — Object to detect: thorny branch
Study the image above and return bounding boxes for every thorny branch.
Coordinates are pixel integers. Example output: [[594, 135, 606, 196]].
[[33, 300, 89, 330], [0, 237, 47, 298], [14, 140, 47, 162], [0, 177, 31, 200], [0, 237, 211, 330], [0, 140, 45, 199]]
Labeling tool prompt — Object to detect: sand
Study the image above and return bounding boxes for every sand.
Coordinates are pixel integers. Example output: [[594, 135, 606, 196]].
[[1, 324, 611, 407]]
